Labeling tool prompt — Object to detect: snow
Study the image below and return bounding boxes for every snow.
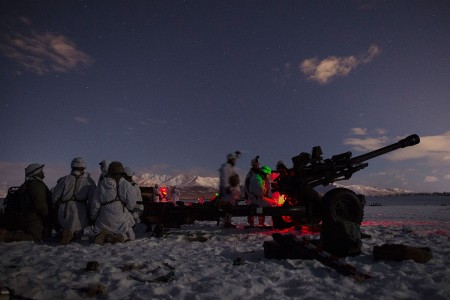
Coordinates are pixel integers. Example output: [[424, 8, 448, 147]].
[[1, 204, 449, 299]]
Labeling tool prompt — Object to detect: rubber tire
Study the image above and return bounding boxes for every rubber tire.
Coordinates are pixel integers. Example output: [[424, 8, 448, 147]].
[[321, 188, 363, 224]]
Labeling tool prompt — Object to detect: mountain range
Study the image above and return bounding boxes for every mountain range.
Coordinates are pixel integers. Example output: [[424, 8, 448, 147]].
[[134, 173, 414, 199], [137, 173, 219, 189]]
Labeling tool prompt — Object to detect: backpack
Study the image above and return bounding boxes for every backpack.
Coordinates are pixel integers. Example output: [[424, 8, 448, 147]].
[[3, 183, 32, 216]]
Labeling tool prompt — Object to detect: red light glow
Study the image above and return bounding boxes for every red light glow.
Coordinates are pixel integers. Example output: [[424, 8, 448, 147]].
[[271, 191, 286, 206]]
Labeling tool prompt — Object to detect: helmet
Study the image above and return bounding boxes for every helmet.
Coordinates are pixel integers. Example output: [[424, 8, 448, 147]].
[[108, 161, 124, 175], [227, 151, 241, 160], [124, 167, 134, 177], [276, 160, 287, 170], [25, 163, 45, 177], [71, 157, 86, 169], [99, 159, 110, 166], [260, 166, 272, 175], [250, 155, 260, 166]]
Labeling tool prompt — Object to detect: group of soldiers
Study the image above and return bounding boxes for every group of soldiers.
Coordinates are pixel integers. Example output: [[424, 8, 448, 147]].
[[1, 152, 278, 243], [219, 152, 274, 228], [0, 159, 142, 245]]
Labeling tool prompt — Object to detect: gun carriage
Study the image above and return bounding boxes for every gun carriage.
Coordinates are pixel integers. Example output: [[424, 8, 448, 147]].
[[141, 134, 420, 229]]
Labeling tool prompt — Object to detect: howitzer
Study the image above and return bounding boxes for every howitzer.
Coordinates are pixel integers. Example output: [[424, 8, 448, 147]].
[[280, 134, 420, 189], [272, 134, 420, 227]]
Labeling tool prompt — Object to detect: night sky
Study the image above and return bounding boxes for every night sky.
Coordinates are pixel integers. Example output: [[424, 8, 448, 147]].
[[1, 0, 449, 194]]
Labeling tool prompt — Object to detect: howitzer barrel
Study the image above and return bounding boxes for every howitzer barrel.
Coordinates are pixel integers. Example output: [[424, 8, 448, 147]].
[[350, 134, 420, 165]]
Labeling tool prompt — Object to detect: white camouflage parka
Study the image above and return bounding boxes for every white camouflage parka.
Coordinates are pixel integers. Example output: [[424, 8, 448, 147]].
[[219, 162, 235, 195], [247, 173, 272, 207], [91, 177, 137, 240], [52, 171, 96, 233]]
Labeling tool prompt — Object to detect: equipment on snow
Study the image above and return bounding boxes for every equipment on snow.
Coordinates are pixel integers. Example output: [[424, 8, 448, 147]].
[[373, 243, 432, 263], [264, 233, 373, 281]]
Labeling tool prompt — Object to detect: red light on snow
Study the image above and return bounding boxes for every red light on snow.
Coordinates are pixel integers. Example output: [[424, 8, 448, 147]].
[[298, 225, 319, 235], [281, 216, 293, 223]]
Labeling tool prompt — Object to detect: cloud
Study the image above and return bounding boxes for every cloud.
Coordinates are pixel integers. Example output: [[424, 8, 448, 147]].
[[424, 176, 439, 183], [343, 136, 390, 152], [351, 128, 368, 135], [0, 17, 93, 75], [374, 128, 387, 135], [74, 116, 89, 124], [300, 44, 381, 84], [350, 127, 388, 137]]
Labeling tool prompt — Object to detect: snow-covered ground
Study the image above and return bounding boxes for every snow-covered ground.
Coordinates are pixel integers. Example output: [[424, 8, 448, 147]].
[[1, 204, 449, 299]]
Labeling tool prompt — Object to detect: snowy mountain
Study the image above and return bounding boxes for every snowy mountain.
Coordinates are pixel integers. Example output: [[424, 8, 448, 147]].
[[334, 183, 415, 196], [135, 173, 219, 200], [134, 173, 413, 197], [136, 173, 219, 189]]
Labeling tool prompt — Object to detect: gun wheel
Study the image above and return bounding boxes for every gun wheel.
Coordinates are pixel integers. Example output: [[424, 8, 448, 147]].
[[322, 188, 363, 224]]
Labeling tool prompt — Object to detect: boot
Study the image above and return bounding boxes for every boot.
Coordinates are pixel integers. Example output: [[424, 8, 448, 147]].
[[152, 224, 165, 238], [258, 216, 269, 227], [223, 222, 235, 228], [5, 230, 34, 242], [94, 229, 111, 245], [0, 228, 11, 242], [60, 229, 73, 245], [222, 214, 234, 228], [104, 233, 125, 244], [247, 216, 254, 227]]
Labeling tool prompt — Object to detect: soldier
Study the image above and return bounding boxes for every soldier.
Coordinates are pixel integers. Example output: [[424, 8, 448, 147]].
[[0, 163, 52, 242], [218, 151, 241, 227], [219, 151, 241, 196], [52, 157, 96, 244], [124, 167, 143, 223], [247, 166, 273, 227], [153, 184, 162, 203], [97, 160, 110, 184], [171, 185, 181, 203], [91, 161, 138, 244], [244, 155, 260, 199], [244, 155, 261, 225]]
